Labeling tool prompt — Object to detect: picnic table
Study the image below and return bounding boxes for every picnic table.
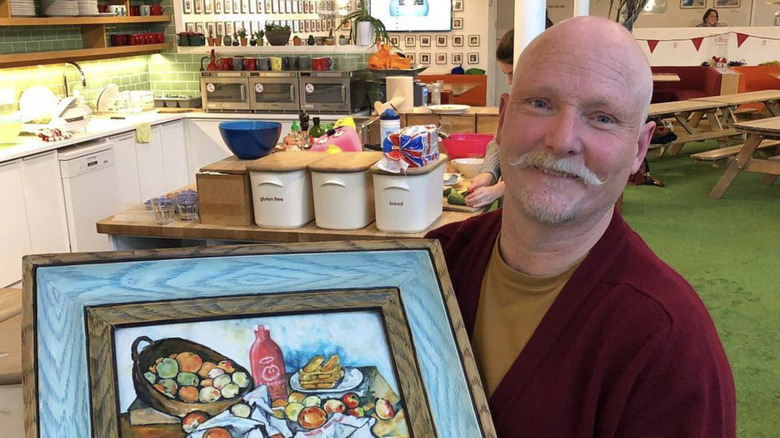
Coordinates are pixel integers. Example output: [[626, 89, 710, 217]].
[[707, 115, 780, 199], [648, 100, 738, 154], [692, 89, 780, 123]]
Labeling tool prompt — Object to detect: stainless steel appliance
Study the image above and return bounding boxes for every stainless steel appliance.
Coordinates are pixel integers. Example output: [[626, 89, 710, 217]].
[[200, 72, 251, 111], [248, 71, 300, 112], [298, 69, 369, 113]]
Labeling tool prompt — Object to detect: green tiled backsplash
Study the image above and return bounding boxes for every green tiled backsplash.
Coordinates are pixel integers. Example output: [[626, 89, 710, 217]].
[[0, 26, 84, 54]]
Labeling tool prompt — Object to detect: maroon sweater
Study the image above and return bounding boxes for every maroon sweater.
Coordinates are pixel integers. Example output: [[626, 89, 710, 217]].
[[426, 210, 736, 438]]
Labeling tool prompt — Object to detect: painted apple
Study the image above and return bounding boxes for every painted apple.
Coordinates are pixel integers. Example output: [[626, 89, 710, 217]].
[[323, 399, 345, 413], [347, 407, 365, 417], [375, 398, 395, 420], [182, 411, 209, 433], [342, 393, 360, 409], [298, 406, 327, 429]]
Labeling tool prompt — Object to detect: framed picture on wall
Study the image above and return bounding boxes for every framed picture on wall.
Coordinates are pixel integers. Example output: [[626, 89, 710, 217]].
[[195, 22, 205, 34], [405, 35, 416, 47], [453, 35, 463, 47], [436, 53, 447, 64], [265, 0, 272, 12], [389, 35, 400, 46], [22, 242, 497, 438], [204, 0, 212, 14], [714, 0, 739, 7], [256, 0, 262, 12], [185, 22, 195, 32], [452, 53, 463, 64], [468, 52, 479, 64], [468, 34, 480, 46], [680, 0, 705, 8], [206, 22, 216, 38], [407, 53, 416, 64], [216, 21, 225, 36], [214, 0, 223, 13], [194, 0, 203, 13], [436, 35, 447, 47], [420, 53, 431, 64], [183, 0, 193, 14], [226, 21, 234, 36], [224, 0, 232, 13], [420, 35, 431, 47], [453, 0, 463, 11], [453, 17, 463, 29]]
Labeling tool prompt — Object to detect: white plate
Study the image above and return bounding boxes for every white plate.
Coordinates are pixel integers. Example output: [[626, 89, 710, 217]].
[[428, 104, 471, 115], [289, 366, 363, 394]]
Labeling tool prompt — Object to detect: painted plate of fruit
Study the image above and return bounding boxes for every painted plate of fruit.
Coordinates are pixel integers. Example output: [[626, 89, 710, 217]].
[[289, 354, 364, 394], [130, 336, 254, 417]]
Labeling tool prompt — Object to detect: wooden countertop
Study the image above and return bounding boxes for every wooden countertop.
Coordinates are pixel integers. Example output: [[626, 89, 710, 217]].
[[97, 206, 477, 243], [399, 106, 499, 116]]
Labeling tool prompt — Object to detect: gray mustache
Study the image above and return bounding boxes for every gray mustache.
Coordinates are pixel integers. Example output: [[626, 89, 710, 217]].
[[507, 151, 608, 186]]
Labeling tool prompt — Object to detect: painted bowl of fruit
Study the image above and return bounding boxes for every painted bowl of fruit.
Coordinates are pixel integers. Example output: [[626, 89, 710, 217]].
[[131, 336, 254, 417]]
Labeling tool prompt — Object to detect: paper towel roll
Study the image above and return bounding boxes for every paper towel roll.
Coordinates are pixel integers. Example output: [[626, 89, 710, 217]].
[[386, 76, 414, 111]]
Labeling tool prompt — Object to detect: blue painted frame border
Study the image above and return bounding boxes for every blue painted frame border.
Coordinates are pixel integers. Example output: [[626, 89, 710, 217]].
[[22, 241, 495, 438]]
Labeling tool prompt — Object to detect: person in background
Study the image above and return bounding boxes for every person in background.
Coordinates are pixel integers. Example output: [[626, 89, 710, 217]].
[[698, 8, 719, 27], [465, 29, 513, 208], [426, 16, 735, 437]]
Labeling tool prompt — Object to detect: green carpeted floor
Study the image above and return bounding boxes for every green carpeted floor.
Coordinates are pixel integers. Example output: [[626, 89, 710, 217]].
[[621, 141, 780, 437]]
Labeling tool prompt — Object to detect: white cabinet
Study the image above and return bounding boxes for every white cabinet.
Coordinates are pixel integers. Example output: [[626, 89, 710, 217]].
[[19, 151, 70, 254], [0, 160, 32, 287], [135, 121, 190, 200], [186, 119, 232, 178], [112, 132, 142, 206], [160, 120, 190, 190]]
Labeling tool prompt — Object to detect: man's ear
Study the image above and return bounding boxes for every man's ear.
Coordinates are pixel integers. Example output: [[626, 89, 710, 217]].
[[631, 120, 655, 174]]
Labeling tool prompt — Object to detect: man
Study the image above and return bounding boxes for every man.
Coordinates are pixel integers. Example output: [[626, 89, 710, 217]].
[[426, 17, 736, 437]]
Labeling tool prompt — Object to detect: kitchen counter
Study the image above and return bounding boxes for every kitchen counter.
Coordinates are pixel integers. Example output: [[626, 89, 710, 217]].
[[0, 109, 368, 164], [97, 205, 477, 248]]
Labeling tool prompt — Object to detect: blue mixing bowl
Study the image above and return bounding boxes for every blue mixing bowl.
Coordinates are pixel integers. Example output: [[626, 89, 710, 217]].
[[218, 121, 282, 160]]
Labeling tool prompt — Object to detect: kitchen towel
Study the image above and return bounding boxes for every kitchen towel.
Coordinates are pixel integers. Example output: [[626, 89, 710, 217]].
[[135, 122, 151, 143], [386, 76, 414, 112]]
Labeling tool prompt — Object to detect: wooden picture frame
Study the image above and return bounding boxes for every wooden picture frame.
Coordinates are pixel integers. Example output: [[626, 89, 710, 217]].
[[216, 21, 225, 36], [452, 53, 463, 64], [468, 34, 479, 46], [453, 0, 463, 12], [185, 22, 195, 32], [420, 35, 431, 47], [468, 52, 479, 64], [453, 17, 463, 30], [404, 35, 416, 47], [452, 34, 463, 47], [183, 0, 193, 14], [194, 0, 204, 13], [680, 0, 706, 8], [436, 52, 447, 64], [22, 242, 496, 438], [436, 35, 447, 47], [224, 0, 232, 12], [715, 0, 739, 7], [419, 52, 431, 64], [407, 53, 416, 64], [389, 35, 400, 47], [214, 0, 223, 13]]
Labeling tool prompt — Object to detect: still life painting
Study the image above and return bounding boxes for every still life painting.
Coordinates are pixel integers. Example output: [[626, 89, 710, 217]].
[[112, 310, 411, 437], [23, 241, 496, 438]]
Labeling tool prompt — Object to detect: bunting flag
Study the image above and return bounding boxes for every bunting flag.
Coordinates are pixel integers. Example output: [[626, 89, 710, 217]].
[[647, 40, 659, 53], [692, 37, 704, 52], [736, 33, 750, 48]]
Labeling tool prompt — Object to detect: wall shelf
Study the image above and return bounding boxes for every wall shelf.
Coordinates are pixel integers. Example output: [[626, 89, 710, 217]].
[[177, 45, 372, 55], [0, 15, 171, 26], [0, 43, 172, 68]]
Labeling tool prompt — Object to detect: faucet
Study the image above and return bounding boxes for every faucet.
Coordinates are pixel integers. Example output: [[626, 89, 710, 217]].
[[63, 61, 87, 98]]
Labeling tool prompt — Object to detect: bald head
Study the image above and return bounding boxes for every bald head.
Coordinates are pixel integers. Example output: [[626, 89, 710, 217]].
[[517, 16, 653, 121]]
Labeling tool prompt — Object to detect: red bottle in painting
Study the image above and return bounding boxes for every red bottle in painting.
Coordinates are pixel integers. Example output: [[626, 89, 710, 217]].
[[249, 325, 288, 401]]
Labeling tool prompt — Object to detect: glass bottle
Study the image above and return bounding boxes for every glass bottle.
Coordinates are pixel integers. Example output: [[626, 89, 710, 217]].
[[309, 116, 326, 141], [282, 121, 303, 151], [299, 111, 311, 149], [431, 82, 441, 106], [249, 325, 288, 401]]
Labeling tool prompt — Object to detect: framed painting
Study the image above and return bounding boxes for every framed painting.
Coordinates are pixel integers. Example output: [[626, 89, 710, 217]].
[[452, 34, 463, 47], [453, 0, 463, 12], [183, 0, 193, 14], [715, 0, 739, 7], [22, 241, 496, 438], [453, 17, 463, 30], [204, 0, 212, 14], [419, 35, 431, 47], [435, 35, 447, 47], [214, 0, 222, 13], [680, 0, 705, 8], [419, 53, 431, 65], [404, 35, 416, 47], [468, 52, 479, 64], [435, 53, 447, 64], [452, 53, 463, 64], [389, 35, 400, 47]]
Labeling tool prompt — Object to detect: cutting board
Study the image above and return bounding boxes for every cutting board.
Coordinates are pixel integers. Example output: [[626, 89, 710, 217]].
[[442, 197, 481, 213]]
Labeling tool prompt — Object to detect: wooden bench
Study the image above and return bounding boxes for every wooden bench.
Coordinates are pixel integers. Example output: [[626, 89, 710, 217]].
[[691, 139, 780, 167]]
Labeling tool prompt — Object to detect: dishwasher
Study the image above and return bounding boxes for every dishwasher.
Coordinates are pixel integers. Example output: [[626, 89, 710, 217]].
[[58, 139, 117, 252]]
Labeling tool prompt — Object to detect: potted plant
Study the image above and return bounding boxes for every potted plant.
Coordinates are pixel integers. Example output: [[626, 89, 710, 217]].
[[207, 30, 216, 46], [265, 23, 291, 46], [335, 0, 390, 47], [215, 32, 222, 46], [232, 32, 240, 46], [222, 33, 231, 46], [238, 28, 248, 46], [255, 30, 265, 46]]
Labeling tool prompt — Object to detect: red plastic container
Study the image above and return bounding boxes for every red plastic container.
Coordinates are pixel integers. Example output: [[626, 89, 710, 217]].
[[441, 134, 493, 159]]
